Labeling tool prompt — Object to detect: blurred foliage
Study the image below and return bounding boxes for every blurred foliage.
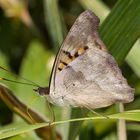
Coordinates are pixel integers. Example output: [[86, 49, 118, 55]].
[[0, 0, 140, 140]]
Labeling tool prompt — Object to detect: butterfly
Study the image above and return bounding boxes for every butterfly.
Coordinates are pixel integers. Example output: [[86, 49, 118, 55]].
[[35, 10, 134, 110]]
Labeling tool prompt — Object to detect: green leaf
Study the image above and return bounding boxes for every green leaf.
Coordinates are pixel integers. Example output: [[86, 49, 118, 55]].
[[68, 108, 88, 140], [44, 0, 66, 51], [109, 110, 140, 121], [100, 0, 140, 65], [1, 110, 140, 139], [127, 123, 140, 131], [0, 122, 48, 140], [126, 39, 140, 78], [0, 52, 17, 91], [17, 40, 52, 115]]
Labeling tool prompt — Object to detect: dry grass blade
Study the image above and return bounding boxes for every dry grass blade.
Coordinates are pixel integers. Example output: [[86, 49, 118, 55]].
[[0, 84, 62, 140]]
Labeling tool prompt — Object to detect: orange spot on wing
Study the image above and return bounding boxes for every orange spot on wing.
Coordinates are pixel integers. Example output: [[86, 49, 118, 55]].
[[57, 46, 88, 72], [78, 47, 85, 54]]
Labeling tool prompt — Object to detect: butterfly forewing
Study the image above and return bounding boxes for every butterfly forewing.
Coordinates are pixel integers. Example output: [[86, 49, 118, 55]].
[[50, 10, 106, 87]]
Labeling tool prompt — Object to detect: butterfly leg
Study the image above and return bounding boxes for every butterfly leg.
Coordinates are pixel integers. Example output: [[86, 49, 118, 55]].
[[48, 103, 55, 123], [85, 106, 109, 119]]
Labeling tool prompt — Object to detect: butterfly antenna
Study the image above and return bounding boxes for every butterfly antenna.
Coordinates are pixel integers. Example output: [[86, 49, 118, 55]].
[[0, 77, 40, 87], [0, 66, 40, 87]]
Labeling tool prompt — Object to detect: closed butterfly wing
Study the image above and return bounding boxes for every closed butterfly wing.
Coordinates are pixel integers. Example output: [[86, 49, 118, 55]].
[[48, 10, 134, 109]]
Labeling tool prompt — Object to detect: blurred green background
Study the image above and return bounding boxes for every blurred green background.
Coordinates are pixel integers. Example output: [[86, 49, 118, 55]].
[[0, 0, 140, 140]]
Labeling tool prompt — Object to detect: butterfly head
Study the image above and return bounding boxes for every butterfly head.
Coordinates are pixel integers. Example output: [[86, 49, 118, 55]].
[[33, 87, 49, 96]]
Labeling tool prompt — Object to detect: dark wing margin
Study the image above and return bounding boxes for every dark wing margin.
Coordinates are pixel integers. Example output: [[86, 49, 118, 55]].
[[49, 10, 106, 92]]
